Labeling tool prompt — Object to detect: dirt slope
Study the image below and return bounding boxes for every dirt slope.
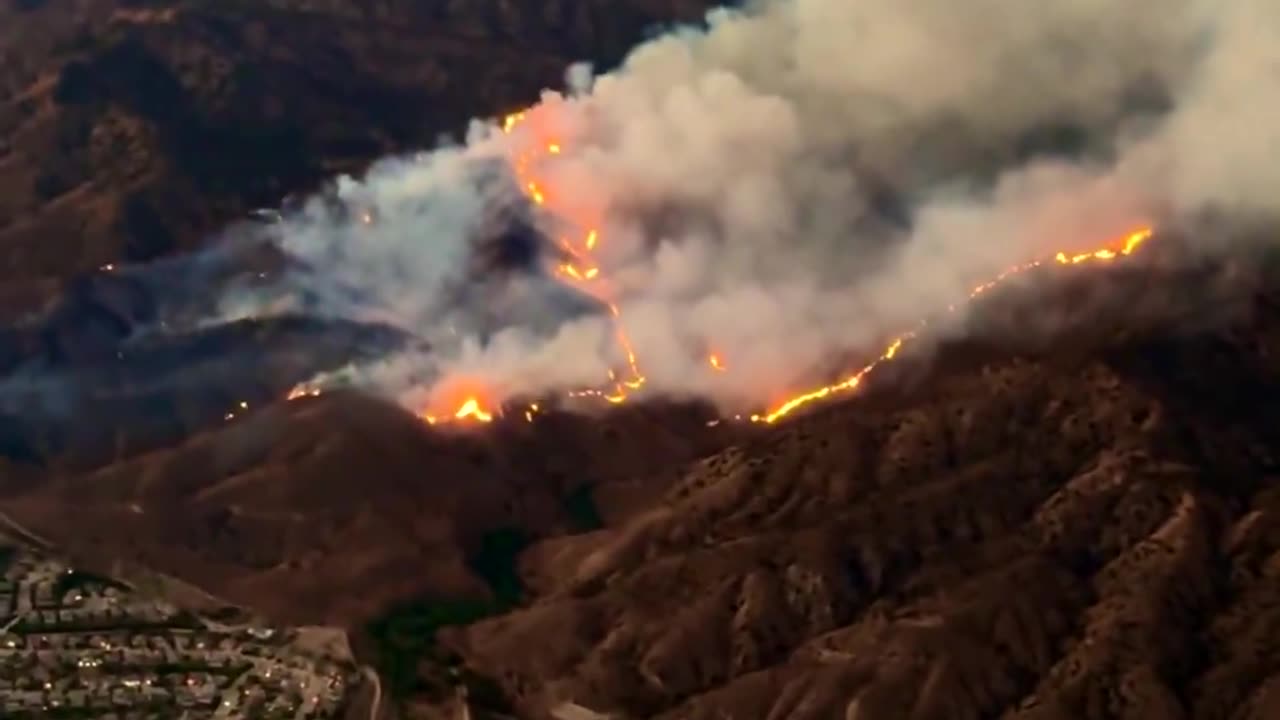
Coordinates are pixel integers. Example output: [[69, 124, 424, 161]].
[[0, 388, 737, 625], [434, 261, 1280, 719]]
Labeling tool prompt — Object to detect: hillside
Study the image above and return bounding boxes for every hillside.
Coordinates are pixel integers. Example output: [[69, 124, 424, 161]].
[[437, 255, 1280, 719], [0, 0, 712, 316], [0, 390, 737, 625]]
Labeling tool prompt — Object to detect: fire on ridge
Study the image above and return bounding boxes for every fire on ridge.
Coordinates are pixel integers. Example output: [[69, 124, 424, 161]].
[[284, 108, 1155, 428]]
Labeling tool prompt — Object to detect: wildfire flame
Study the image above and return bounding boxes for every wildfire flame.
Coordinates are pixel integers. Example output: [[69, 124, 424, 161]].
[[451, 397, 494, 423], [751, 226, 1153, 424], [502, 110, 647, 410], [284, 104, 1156, 430], [287, 384, 323, 401]]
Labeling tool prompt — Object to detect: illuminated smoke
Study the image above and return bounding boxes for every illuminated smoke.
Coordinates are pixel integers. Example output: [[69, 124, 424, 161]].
[[236, 0, 1279, 422]]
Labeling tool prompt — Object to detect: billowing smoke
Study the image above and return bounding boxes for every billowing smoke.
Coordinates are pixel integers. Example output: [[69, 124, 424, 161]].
[[223, 0, 1280, 417]]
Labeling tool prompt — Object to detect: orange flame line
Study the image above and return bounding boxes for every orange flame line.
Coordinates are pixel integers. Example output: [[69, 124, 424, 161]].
[[454, 397, 494, 423], [504, 112, 647, 405], [750, 227, 1154, 424]]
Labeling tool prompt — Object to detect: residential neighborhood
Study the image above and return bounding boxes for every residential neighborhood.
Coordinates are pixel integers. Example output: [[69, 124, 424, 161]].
[[0, 542, 363, 718]]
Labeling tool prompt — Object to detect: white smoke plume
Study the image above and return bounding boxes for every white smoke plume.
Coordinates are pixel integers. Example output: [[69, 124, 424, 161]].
[[224, 0, 1280, 417]]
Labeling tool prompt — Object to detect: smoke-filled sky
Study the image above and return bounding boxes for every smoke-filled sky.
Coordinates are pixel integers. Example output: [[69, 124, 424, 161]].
[[222, 0, 1280, 417]]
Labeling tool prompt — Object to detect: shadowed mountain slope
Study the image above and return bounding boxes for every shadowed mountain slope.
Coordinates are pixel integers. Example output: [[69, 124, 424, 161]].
[[0, 0, 714, 316], [431, 258, 1280, 719]]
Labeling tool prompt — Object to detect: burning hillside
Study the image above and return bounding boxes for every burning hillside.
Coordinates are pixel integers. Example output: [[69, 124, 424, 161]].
[[278, 106, 1155, 429], [4, 0, 1275, 462], [233, 0, 1278, 435], [367, 100, 1160, 426]]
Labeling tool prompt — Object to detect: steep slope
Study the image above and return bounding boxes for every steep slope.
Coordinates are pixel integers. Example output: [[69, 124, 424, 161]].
[[433, 257, 1280, 719], [0, 389, 739, 626], [0, 0, 715, 316], [0, 0, 733, 634]]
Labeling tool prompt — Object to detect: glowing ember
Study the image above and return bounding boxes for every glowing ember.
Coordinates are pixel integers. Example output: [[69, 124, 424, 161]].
[[287, 384, 323, 401], [709, 354, 726, 372], [502, 112, 524, 133], [453, 397, 494, 422], [423, 396, 496, 425]]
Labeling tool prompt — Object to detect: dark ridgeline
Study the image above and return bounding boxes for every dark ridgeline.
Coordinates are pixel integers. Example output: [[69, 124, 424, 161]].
[[0, 0, 715, 295]]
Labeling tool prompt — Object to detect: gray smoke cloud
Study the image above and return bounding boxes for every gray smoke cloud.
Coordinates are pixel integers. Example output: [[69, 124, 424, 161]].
[[221, 0, 1280, 417]]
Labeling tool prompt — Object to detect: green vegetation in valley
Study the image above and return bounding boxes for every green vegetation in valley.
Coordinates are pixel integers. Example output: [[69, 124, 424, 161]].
[[366, 527, 532, 704], [366, 597, 500, 699], [468, 527, 531, 607], [563, 484, 604, 532]]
